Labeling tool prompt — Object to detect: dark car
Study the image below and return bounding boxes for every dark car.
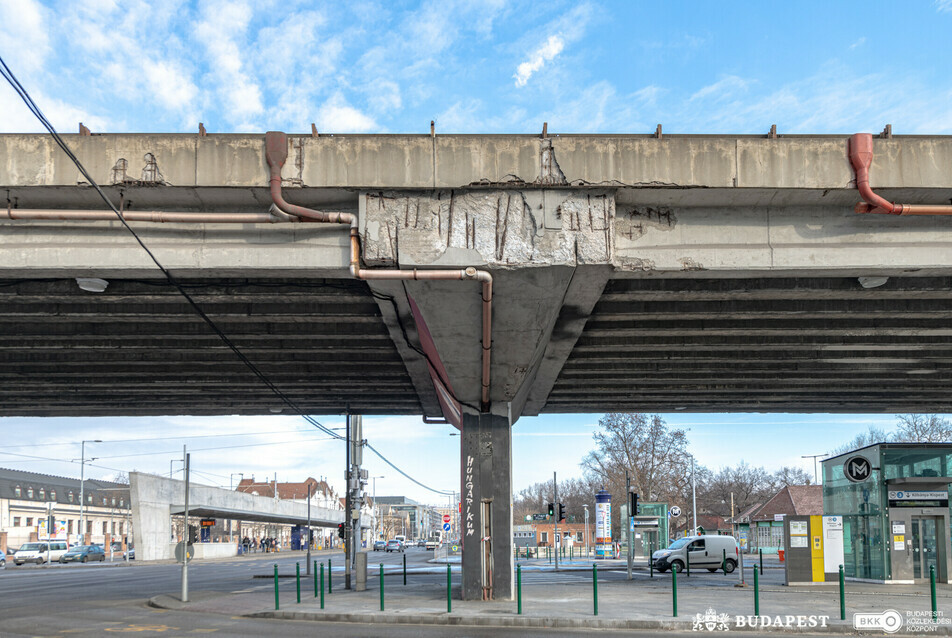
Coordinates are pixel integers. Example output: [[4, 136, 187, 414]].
[[60, 545, 105, 563]]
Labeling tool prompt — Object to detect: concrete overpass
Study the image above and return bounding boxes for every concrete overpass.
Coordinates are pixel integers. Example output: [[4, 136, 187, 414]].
[[3, 130, 952, 599]]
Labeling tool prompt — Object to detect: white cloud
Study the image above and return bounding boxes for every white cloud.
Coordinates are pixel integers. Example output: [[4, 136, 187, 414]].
[[935, 0, 952, 12], [849, 37, 866, 49], [143, 60, 198, 111], [317, 93, 378, 132], [514, 34, 565, 87], [196, 0, 263, 122], [0, 0, 50, 72], [689, 75, 749, 102]]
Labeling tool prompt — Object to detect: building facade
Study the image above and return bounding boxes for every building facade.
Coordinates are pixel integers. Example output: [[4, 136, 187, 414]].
[[0, 468, 130, 551]]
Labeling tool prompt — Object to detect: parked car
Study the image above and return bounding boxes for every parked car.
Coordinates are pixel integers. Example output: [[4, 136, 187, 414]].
[[385, 539, 403, 553], [373, 540, 387, 551], [652, 535, 738, 573], [14, 541, 69, 565], [60, 545, 105, 563], [123, 548, 135, 560], [0, 552, 5, 569]]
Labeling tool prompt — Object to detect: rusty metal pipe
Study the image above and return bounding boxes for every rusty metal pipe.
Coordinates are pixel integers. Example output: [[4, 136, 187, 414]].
[[3, 209, 289, 223], [265, 131, 356, 226], [349, 229, 493, 411], [850, 133, 952, 215]]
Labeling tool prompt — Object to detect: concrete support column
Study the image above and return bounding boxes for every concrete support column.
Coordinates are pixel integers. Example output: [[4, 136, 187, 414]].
[[461, 411, 513, 601]]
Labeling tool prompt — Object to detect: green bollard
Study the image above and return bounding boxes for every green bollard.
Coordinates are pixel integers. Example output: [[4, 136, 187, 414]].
[[722, 549, 727, 574], [403, 553, 407, 586], [273, 564, 279, 611], [672, 563, 678, 617], [447, 564, 452, 613], [296, 562, 301, 603], [754, 565, 760, 615], [839, 564, 845, 620], [380, 563, 385, 611], [650, 555, 654, 578], [593, 563, 598, 616], [313, 561, 318, 598], [931, 565, 937, 623], [320, 563, 325, 609], [759, 548, 763, 576], [517, 564, 523, 615], [328, 558, 332, 594]]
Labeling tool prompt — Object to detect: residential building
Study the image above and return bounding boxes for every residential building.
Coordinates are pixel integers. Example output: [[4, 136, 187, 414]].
[[748, 485, 822, 554]]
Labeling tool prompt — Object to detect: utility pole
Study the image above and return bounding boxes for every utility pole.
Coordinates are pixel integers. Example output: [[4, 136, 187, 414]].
[[553, 471, 559, 572], [691, 455, 697, 535], [626, 472, 633, 580], [306, 482, 312, 575], [345, 413, 352, 590], [181, 446, 190, 603], [78, 439, 101, 545]]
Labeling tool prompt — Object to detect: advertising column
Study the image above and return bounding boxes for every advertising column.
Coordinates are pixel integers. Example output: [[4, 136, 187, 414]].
[[595, 489, 612, 559]]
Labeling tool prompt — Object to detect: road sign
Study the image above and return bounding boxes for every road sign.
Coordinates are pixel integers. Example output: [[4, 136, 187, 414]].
[[669, 506, 682, 518], [844, 455, 871, 483], [442, 514, 451, 524], [531, 513, 549, 521], [443, 522, 451, 532]]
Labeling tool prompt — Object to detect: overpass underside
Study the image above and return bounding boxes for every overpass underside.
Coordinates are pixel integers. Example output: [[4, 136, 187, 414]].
[[3, 131, 952, 599]]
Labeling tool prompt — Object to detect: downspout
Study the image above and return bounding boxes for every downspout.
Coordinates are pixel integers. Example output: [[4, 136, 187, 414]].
[[849, 133, 952, 215], [265, 131, 494, 413]]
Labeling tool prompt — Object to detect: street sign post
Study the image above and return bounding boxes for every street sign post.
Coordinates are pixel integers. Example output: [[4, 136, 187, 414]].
[[443, 522, 451, 532], [442, 514, 451, 524]]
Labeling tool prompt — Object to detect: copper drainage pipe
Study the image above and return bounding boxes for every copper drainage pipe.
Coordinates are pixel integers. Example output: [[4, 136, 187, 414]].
[[264, 130, 494, 412], [4, 209, 291, 223], [849, 133, 952, 215]]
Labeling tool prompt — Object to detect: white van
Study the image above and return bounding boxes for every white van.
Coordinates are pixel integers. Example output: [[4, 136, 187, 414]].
[[652, 535, 738, 573], [14, 541, 69, 565]]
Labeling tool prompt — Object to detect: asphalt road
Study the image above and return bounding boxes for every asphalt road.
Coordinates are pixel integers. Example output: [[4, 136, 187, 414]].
[[0, 548, 780, 637]]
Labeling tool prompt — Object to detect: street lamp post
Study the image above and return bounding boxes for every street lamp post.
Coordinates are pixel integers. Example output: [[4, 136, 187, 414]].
[[79, 440, 102, 545], [583, 504, 590, 558], [370, 476, 384, 540], [229, 473, 244, 543]]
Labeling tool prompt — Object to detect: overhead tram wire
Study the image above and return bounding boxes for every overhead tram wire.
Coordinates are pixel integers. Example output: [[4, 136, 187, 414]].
[[0, 53, 457, 498], [0, 54, 340, 440]]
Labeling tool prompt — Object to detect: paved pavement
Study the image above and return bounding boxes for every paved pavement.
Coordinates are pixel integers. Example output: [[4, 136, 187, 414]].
[[150, 554, 951, 634]]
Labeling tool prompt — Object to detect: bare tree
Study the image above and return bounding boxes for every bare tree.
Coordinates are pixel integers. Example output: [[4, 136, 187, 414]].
[[829, 426, 891, 455], [698, 462, 774, 517], [895, 414, 952, 443], [581, 413, 693, 535], [772, 466, 813, 488]]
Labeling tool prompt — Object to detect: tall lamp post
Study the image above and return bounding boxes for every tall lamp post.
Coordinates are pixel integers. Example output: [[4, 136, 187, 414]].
[[78, 439, 102, 545], [229, 473, 244, 543], [583, 504, 590, 558], [370, 475, 384, 540]]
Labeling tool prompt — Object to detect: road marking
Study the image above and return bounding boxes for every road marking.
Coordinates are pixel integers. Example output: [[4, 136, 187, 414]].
[[230, 589, 253, 593], [104, 625, 179, 633], [189, 630, 218, 634]]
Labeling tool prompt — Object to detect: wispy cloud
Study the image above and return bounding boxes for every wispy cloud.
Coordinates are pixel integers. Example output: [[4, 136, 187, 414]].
[[514, 34, 565, 87], [196, 0, 263, 123], [849, 37, 866, 49], [316, 93, 378, 132], [935, 0, 952, 12]]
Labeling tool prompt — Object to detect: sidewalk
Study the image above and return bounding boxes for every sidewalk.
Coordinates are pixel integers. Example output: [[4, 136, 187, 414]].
[[151, 562, 952, 633]]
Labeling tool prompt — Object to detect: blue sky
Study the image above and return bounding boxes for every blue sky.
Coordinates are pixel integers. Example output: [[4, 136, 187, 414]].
[[2, 0, 952, 134], [1, 1, 952, 504]]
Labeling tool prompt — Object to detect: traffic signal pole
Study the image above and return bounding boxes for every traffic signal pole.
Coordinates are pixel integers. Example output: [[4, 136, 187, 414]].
[[553, 471, 559, 572], [181, 447, 190, 603], [345, 413, 352, 590], [626, 474, 632, 580]]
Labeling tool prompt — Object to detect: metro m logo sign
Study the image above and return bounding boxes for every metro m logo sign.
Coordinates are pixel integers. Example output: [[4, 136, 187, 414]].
[[844, 456, 872, 483]]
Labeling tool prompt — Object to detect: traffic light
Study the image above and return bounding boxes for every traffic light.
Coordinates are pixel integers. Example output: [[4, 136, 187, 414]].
[[629, 492, 639, 516], [337, 523, 345, 539], [557, 503, 566, 522], [547, 502, 554, 517], [187, 525, 198, 544]]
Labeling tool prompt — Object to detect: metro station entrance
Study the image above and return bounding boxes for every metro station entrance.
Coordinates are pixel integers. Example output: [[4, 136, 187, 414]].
[[910, 516, 943, 581]]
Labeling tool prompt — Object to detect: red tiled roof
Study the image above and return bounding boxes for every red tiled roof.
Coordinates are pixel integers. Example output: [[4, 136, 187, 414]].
[[751, 485, 821, 521]]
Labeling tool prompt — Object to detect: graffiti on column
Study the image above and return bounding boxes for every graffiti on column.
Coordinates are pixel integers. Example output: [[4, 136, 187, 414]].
[[465, 455, 475, 537]]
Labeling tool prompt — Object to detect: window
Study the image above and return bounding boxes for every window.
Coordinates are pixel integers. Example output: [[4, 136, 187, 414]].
[[49, 490, 56, 501], [756, 523, 771, 548], [67, 520, 73, 534], [68, 491, 74, 503], [26, 517, 33, 527], [119, 523, 124, 534], [102, 522, 107, 534], [111, 522, 116, 534], [27, 487, 34, 498], [86, 520, 92, 533], [119, 499, 124, 507], [87, 494, 92, 504], [13, 517, 20, 526], [111, 498, 116, 507], [540, 532, 548, 543], [102, 497, 107, 505], [14, 485, 21, 497], [38, 488, 45, 499]]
